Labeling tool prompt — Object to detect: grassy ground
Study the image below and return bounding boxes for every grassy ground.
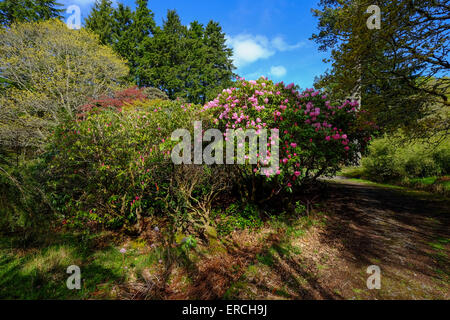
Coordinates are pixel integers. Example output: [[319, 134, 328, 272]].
[[0, 214, 320, 299], [0, 232, 167, 299], [338, 167, 450, 196], [1, 179, 449, 300]]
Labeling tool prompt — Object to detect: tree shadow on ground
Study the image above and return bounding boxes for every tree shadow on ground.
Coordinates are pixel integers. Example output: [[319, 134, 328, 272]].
[[0, 234, 123, 299], [315, 182, 450, 298]]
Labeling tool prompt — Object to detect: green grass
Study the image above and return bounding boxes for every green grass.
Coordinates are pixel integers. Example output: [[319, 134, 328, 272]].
[[337, 166, 366, 179], [340, 177, 404, 189], [335, 167, 450, 200], [406, 177, 450, 191], [338, 167, 450, 196], [409, 177, 437, 186], [256, 250, 275, 267], [428, 238, 449, 260], [223, 281, 248, 299], [331, 176, 450, 202], [0, 233, 160, 299]]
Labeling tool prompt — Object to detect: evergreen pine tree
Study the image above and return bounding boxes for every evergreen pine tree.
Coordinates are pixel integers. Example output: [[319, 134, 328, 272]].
[[130, 0, 156, 86], [184, 21, 207, 103], [85, 3, 235, 103], [111, 3, 135, 60], [84, 0, 115, 45], [202, 21, 234, 103], [0, 0, 63, 26], [139, 10, 186, 98]]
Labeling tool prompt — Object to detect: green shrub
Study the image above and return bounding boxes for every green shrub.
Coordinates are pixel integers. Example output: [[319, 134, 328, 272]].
[[361, 133, 449, 182], [43, 99, 203, 231], [361, 136, 402, 181], [432, 144, 450, 174], [402, 150, 439, 177], [141, 87, 169, 101], [0, 158, 52, 237]]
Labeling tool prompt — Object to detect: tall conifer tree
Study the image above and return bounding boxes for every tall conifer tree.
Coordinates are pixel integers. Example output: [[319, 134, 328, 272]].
[[0, 0, 63, 26], [85, 0, 115, 45]]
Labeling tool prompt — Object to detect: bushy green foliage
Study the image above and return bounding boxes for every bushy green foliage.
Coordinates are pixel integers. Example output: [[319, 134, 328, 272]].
[[43, 99, 202, 231], [0, 159, 52, 236], [432, 146, 450, 175], [141, 87, 169, 101], [361, 137, 400, 181], [0, 19, 130, 236], [362, 134, 450, 182]]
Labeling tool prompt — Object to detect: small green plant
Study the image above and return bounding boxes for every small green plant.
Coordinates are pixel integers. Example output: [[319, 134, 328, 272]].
[[216, 203, 263, 236], [180, 236, 197, 251], [256, 252, 274, 267], [294, 201, 307, 215]]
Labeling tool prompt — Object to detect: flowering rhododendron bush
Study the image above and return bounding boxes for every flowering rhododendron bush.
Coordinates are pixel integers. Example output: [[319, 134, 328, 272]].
[[44, 99, 204, 231], [43, 78, 374, 231], [205, 77, 373, 199]]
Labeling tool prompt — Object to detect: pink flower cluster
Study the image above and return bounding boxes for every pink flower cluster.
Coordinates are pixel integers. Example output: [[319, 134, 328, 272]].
[[206, 77, 365, 187]]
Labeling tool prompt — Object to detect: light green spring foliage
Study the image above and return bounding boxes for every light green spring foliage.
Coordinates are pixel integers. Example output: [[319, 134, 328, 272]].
[[0, 19, 129, 149], [362, 133, 450, 181]]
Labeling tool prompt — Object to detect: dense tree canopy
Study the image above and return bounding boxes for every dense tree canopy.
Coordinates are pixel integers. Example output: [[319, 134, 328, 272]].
[[311, 0, 449, 139], [84, 0, 116, 45], [85, 0, 235, 103], [0, 0, 63, 26]]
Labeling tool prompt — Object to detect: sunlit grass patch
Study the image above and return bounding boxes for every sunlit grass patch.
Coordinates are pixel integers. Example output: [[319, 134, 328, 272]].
[[0, 234, 150, 299]]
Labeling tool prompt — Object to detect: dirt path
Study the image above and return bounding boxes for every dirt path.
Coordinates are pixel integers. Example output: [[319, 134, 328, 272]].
[[221, 179, 449, 300], [298, 179, 450, 299]]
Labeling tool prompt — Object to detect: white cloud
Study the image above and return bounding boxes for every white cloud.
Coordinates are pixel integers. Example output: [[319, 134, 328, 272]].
[[226, 34, 303, 68], [226, 34, 275, 68], [271, 36, 305, 52], [270, 66, 287, 78]]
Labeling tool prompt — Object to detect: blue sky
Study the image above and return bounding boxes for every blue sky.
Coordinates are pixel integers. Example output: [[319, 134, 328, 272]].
[[61, 0, 331, 89]]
